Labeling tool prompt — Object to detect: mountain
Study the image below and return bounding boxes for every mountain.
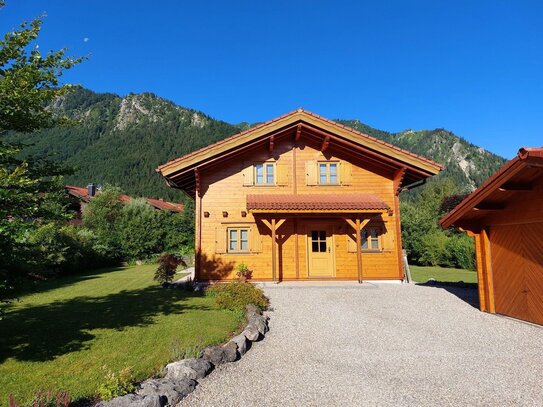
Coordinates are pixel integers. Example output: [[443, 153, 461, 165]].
[[7, 87, 506, 201]]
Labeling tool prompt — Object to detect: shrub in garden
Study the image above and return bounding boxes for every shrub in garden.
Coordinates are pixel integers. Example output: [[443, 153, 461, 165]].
[[97, 366, 135, 401], [154, 254, 182, 284], [235, 262, 252, 282], [206, 283, 268, 312]]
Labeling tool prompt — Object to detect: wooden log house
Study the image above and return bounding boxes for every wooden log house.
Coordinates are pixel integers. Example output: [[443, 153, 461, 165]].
[[441, 147, 543, 325], [157, 109, 442, 282]]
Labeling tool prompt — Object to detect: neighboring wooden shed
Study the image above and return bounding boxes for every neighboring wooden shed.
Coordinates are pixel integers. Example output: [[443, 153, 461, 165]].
[[440, 147, 543, 325], [157, 109, 442, 282]]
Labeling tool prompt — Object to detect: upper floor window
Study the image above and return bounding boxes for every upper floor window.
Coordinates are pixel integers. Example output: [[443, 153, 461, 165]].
[[255, 163, 275, 185], [361, 228, 380, 251], [318, 162, 339, 185]]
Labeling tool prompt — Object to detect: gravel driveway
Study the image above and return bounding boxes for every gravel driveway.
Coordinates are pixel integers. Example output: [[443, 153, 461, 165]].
[[180, 283, 543, 406]]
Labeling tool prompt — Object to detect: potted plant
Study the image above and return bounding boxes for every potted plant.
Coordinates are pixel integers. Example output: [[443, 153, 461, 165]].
[[236, 262, 252, 282]]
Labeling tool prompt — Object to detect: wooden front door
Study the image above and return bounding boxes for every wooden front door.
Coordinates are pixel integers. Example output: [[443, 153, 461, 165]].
[[491, 222, 543, 325], [307, 225, 335, 277]]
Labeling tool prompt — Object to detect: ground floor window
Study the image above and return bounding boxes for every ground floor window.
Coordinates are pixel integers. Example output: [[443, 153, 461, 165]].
[[228, 227, 249, 252], [361, 228, 380, 251]]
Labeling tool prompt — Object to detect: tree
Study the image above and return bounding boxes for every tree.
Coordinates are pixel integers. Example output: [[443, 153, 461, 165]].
[[0, 2, 82, 302]]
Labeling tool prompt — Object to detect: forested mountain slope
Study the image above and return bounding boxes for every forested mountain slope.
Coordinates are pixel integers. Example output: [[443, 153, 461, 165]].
[[8, 87, 506, 201]]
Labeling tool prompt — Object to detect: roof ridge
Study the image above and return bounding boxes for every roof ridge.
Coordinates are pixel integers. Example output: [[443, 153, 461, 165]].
[[157, 109, 443, 172]]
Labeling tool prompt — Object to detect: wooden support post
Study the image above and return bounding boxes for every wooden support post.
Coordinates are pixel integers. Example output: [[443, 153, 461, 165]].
[[345, 217, 371, 283], [481, 228, 495, 313], [355, 218, 363, 283], [469, 231, 488, 312], [271, 218, 277, 283], [269, 135, 275, 154], [295, 124, 302, 142], [321, 135, 330, 152]]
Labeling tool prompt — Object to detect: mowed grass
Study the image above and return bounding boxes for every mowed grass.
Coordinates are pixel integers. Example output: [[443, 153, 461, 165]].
[[0, 265, 243, 405], [410, 265, 477, 284]]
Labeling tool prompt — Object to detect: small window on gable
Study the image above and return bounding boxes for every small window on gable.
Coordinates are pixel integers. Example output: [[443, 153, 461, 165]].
[[361, 227, 380, 251], [255, 162, 275, 185], [228, 227, 250, 253], [318, 162, 339, 185]]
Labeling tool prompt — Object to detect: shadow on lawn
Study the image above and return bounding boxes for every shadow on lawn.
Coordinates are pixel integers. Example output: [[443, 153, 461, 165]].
[[416, 281, 480, 309], [0, 285, 207, 363]]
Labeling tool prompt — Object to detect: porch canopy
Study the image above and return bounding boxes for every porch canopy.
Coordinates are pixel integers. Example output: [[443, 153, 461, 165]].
[[247, 193, 390, 283]]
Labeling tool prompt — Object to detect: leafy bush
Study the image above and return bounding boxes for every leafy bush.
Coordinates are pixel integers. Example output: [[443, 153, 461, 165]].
[[27, 224, 117, 276], [206, 283, 268, 312], [445, 234, 476, 270], [8, 389, 70, 407], [97, 366, 135, 401], [154, 254, 182, 284], [418, 230, 448, 267]]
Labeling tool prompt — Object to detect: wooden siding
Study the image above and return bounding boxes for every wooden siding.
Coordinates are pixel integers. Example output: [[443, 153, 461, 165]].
[[196, 137, 402, 281]]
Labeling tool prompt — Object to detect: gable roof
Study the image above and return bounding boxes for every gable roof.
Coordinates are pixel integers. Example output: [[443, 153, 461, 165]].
[[157, 109, 443, 197], [440, 147, 543, 229], [66, 185, 184, 212]]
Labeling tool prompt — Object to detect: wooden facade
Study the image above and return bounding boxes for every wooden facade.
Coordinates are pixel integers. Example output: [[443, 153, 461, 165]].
[[158, 109, 442, 282], [441, 147, 543, 325]]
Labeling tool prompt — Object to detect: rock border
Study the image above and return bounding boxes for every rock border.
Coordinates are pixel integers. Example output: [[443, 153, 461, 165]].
[[96, 304, 269, 407]]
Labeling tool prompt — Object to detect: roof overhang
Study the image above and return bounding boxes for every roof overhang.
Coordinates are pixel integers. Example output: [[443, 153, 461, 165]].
[[157, 109, 443, 198], [247, 193, 390, 213], [440, 147, 543, 230]]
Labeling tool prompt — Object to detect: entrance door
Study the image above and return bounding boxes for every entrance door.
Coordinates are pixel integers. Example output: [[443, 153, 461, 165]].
[[307, 225, 334, 277]]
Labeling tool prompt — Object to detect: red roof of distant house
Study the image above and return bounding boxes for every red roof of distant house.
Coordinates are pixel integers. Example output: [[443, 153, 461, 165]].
[[246, 193, 390, 212], [65, 185, 184, 213]]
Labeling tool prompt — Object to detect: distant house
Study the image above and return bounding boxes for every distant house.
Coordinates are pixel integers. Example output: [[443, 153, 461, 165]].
[[441, 147, 543, 325], [157, 109, 442, 282], [66, 184, 184, 224]]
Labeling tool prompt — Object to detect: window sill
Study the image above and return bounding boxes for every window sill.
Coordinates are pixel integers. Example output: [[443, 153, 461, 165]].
[[226, 251, 252, 255]]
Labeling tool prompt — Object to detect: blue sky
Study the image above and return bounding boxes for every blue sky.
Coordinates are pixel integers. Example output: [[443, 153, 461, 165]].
[[2, 1, 542, 158]]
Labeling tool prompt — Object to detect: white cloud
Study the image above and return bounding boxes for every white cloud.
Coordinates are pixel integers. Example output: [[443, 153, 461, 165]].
[[83, 37, 89, 42]]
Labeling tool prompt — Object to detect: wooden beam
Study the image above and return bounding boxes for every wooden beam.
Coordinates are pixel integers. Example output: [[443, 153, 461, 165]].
[[269, 135, 275, 154], [474, 202, 505, 211], [321, 135, 330, 152], [294, 218, 299, 279], [194, 168, 201, 197], [295, 123, 302, 142], [355, 218, 363, 283], [393, 167, 407, 196], [344, 217, 371, 231], [271, 218, 277, 283], [481, 228, 495, 313], [498, 182, 532, 191], [471, 232, 487, 312]]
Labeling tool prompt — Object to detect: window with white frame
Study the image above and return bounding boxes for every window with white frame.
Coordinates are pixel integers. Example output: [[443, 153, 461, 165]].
[[255, 162, 275, 185], [228, 227, 249, 252], [318, 162, 339, 185]]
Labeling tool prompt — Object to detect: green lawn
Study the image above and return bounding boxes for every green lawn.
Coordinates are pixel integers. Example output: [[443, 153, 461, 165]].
[[410, 265, 478, 284], [0, 265, 243, 405]]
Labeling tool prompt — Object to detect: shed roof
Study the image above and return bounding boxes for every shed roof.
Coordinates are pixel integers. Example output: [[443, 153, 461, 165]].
[[440, 147, 543, 229], [247, 193, 390, 213]]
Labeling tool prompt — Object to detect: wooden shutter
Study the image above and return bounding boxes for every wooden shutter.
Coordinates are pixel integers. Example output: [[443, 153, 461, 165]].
[[340, 161, 352, 185], [250, 224, 263, 253], [306, 160, 318, 185], [215, 226, 227, 254], [347, 232, 358, 253], [242, 163, 254, 186], [276, 161, 289, 186]]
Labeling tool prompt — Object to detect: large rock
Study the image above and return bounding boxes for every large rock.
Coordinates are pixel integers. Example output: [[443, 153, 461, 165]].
[[230, 333, 248, 356], [164, 358, 212, 381], [248, 314, 268, 335], [222, 340, 238, 362], [202, 346, 228, 366], [137, 378, 196, 406], [246, 304, 260, 318], [242, 324, 261, 341], [96, 394, 165, 407]]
